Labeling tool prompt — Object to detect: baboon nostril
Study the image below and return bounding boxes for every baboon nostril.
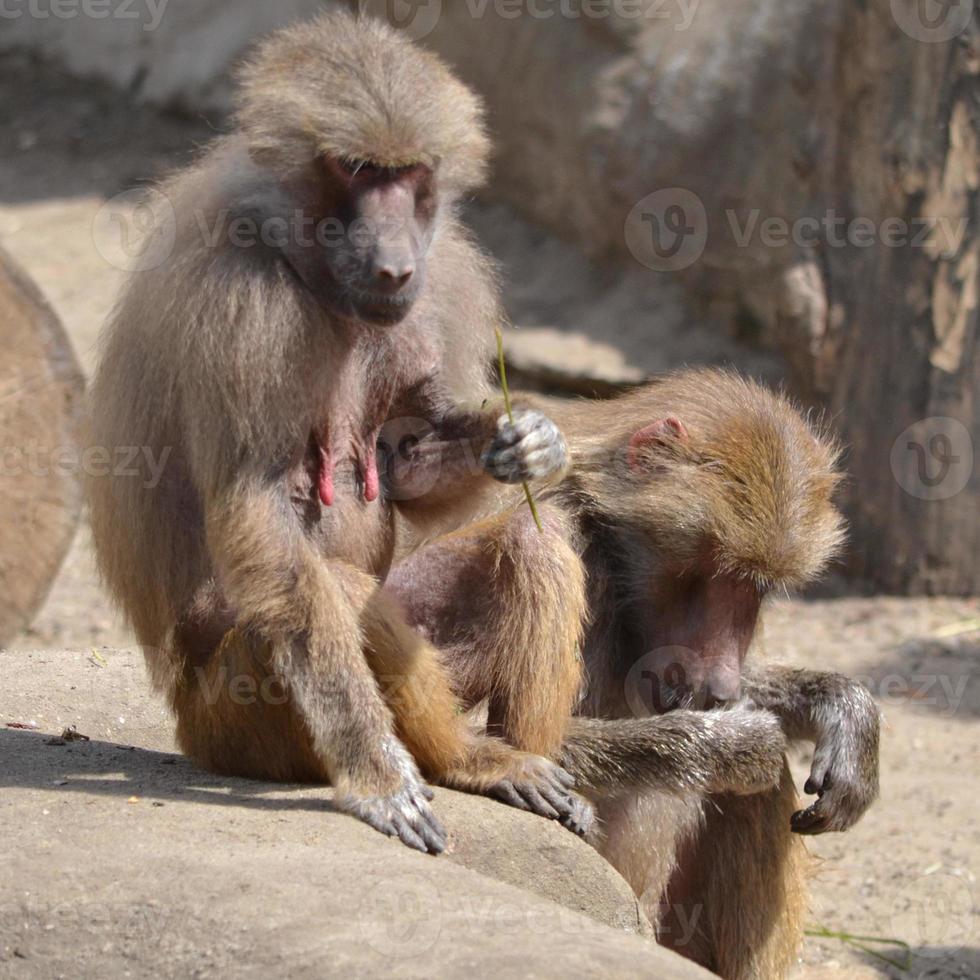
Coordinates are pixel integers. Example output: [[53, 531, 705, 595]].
[[376, 265, 414, 291]]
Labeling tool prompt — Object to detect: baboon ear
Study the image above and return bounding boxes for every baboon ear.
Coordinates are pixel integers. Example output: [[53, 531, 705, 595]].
[[627, 416, 689, 470]]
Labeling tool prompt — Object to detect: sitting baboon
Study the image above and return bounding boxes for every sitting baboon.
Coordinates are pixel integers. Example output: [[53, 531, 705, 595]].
[[88, 11, 596, 853], [385, 369, 879, 978]]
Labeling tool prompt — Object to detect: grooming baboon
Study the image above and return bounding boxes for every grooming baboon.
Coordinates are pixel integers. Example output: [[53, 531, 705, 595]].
[[545, 370, 879, 978], [385, 369, 879, 978], [88, 12, 595, 853]]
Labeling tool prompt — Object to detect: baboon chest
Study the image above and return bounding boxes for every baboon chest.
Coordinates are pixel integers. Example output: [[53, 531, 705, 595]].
[[294, 331, 439, 573]]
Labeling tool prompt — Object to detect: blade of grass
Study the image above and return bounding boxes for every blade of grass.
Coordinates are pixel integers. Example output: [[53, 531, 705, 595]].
[[495, 328, 543, 532], [805, 925, 912, 971]]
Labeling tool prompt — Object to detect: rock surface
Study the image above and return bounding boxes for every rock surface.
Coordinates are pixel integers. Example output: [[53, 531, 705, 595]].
[[0, 648, 713, 979]]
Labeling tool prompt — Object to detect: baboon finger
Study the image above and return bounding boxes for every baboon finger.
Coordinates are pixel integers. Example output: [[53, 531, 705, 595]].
[[551, 766, 577, 790], [412, 813, 448, 854], [516, 785, 560, 820], [561, 798, 595, 837], [790, 801, 829, 835], [537, 783, 576, 816], [489, 780, 531, 811], [391, 812, 430, 853], [413, 805, 448, 852]]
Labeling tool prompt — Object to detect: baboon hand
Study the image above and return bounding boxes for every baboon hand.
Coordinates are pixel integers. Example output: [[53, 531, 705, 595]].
[[482, 409, 567, 484], [336, 777, 447, 854], [487, 754, 595, 838], [704, 707, 788, 796], [335, 741, 447, 854], [792, 688, 880, 835]]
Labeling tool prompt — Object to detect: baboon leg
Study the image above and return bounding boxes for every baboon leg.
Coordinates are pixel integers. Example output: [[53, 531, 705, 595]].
[[386, 502, 587, 758], [659, 761, 808, 980], [358, 580, 575, 801], [172, 627, 324, 784], [171, 561, 587, 821]]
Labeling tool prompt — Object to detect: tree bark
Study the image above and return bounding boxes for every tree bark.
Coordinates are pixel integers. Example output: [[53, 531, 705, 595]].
[[805, 4, 978, 594], [0, 246, 85, 644]]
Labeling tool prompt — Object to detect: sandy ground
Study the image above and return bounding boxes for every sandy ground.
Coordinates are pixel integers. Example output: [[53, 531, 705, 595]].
[[1, 53, 978, 979]]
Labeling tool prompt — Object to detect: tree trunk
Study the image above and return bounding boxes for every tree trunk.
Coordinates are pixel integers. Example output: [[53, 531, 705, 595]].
[[0, 246, 85, 644], [806, 5, 979, 594]]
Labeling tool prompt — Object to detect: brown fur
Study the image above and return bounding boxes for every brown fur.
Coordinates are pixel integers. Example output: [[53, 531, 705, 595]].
[[527, 370, 872, 979], [387, 502, 586, 758], [87, 11, 589, 851], [391, 369, 867, 975], [546, 368, 845, 594]]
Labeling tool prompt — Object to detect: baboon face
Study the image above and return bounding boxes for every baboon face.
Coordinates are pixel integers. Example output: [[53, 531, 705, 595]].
[[310, 155, 437, 327], [607, 392, 841, 711], [635, 556, 763, 711]]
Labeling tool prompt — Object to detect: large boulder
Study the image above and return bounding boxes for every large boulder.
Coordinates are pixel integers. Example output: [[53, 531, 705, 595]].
[[0, 647, 711, 978]]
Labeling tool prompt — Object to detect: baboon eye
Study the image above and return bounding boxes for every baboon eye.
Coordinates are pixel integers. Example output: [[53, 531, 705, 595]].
[[340, 158, 386, 179], [338, 158, 421, 181]]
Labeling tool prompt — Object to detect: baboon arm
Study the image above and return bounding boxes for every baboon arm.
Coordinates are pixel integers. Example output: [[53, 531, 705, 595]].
[[381, 374, 503, 509], [385, 384, 566, 510], [203, 477, 412, 799], [559, 709, 787, 798], [740, 662, 880, 745], [741, 662, 881, 832]]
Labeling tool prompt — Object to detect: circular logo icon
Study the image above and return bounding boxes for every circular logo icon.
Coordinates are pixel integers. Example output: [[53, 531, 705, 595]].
[[359, 874, 443, 957], [891, 872, 974, 956], [377, 416, 441, 502], [890, 417, 974, 501], [358, 0, 443, 42], [92, 187, 177, 273], [890, 0, 973, 43], [624, 646, 703, 715], [625, 188, 708, 272]]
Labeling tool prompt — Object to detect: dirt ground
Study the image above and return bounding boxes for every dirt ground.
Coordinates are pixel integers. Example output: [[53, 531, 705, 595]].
[[1, 53, 977, 979]]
